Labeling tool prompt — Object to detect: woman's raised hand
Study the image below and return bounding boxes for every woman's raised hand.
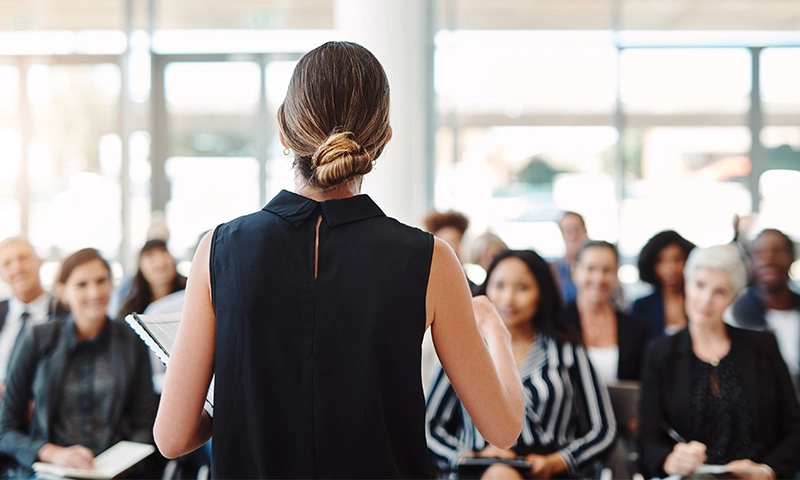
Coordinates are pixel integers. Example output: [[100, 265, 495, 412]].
[[472, 296, 511, 342]]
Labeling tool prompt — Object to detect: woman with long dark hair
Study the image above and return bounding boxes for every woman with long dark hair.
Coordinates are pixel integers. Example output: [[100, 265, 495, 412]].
[[117, 239, 186, 318], [427, 250, 616, 479]]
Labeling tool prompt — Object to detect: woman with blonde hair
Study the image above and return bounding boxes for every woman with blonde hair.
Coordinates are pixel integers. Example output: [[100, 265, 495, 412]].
[[153, 41, 524, 478], [638, 244, 800, 480]]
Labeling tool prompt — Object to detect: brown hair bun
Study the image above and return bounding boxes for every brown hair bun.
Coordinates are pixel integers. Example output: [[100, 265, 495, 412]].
[[277, 41, 391, 189], [312, 131, 373, 188]]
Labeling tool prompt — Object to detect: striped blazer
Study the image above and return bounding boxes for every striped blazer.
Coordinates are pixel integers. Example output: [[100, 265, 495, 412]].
[[425, 334, 617, 476]]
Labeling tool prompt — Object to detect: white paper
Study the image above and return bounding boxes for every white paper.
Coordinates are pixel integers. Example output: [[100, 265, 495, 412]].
[[32, 441, 155, 479]]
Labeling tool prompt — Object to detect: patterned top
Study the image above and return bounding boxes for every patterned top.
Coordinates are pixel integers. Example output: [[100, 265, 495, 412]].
[[426, 334, 617, 476], [51, 324, 116, 455], [690, 349, 756, 464]]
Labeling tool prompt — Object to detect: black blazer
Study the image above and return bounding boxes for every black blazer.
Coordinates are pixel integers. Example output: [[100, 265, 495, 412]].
[[637, 326, 800, 479], [0, 316, 157, 471], [561, 301, 653, 381]]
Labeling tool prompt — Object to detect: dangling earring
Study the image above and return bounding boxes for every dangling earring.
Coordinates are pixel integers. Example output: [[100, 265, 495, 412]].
[[283, 148, 290, 156]]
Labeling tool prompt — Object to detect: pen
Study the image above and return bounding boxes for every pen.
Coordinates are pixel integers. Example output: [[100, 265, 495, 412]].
[[661, 422, 687, 444]]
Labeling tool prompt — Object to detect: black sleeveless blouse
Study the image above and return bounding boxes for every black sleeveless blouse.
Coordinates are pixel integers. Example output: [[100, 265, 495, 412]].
[[209, 190, 434, 478]]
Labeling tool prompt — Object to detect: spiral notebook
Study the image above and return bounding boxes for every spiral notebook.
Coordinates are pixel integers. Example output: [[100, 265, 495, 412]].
[[124, 312, 215, 416]]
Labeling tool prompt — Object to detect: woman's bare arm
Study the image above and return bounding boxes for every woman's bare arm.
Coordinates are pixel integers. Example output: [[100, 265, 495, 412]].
[[426, 238, 524, 448], [153, 231, 215, 458]]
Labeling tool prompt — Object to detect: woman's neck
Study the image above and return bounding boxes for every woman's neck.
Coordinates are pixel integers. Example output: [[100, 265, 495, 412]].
[[689, 317, 730, 361], [151, 283, 172, 302], [576, 295, 613, 316], [508, 323, 536, 345], [662, 283, 684, 296], [75, 316, 106, 342], [295, 178, 361, 202]]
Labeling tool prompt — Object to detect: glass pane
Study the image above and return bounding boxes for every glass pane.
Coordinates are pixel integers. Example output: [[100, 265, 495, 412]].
[[265, 60, 297, 106], [434, 125, 618, 259], [758, 169, 800, 239], [165, 62, 260, 157], [265, 61, 299, 197], [0, 66, 22, 233], [757, 126, 800, 239], [165, 157, 260, 256], [25, 63, 122, 256], [761, 48, 800, 113], [620, 48, 751, 113], [162, 61, 264, 255], [620, 127, 752, 258], [436, 31, 617, 114], [0, 65, 19, 128]]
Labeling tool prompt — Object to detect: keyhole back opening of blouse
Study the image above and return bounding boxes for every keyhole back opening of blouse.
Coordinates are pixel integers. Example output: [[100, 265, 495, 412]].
[[314, 215, 322, 280]]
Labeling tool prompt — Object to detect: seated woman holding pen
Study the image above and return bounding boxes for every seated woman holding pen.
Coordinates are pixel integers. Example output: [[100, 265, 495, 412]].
[[427, 250, 616, 479], [0, 248, 160, 478], [638, 244, 800, 480]]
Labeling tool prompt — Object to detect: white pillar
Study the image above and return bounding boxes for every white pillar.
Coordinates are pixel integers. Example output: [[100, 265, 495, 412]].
[[333, 0, 434, 227]]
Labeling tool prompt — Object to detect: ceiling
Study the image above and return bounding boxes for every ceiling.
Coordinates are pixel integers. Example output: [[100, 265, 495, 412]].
[[2, 0, 799, 32]]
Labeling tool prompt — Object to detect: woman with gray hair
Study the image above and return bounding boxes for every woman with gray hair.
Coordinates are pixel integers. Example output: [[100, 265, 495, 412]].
[[638, 244, 800, 480]]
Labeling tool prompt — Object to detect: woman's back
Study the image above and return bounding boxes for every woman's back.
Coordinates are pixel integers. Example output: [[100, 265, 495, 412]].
[[210, 190, 433, 478], [153, 41, 524, 478]]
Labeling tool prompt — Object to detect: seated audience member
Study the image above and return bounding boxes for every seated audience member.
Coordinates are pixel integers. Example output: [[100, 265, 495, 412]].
[[427, 250, 616, 479], [638, 244, 800, 480], [729, 228, 800, 395], [561, 241, 652, 383], [0, 248, 160, 478], [467, 231, 508, 295], [631, 230, 695, 337], [0, 237, 67, 401], [469, 231, 508, 272], [424, 210, 470, 263], [551, 212, 588, 304], [117, 239, 187, 319]]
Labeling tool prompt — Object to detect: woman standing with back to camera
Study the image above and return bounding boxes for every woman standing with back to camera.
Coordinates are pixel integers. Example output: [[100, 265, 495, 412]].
[[153, 41, 524, 478]]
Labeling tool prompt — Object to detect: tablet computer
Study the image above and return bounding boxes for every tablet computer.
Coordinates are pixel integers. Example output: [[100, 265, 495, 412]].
[[606, 379, 641, 427]]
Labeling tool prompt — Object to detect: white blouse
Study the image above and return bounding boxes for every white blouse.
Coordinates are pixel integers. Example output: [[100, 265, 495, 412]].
[[586, 345, 619, 383]]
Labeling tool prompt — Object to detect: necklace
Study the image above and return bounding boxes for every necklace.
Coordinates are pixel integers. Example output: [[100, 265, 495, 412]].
[[581, 310, 610, 338], [585, 324, 601, 338]]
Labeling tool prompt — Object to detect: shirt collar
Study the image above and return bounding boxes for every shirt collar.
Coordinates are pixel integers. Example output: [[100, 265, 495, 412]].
[[8, 292, 55, 322], [64, 315, 111, 352], [263, 189, 385, 228]]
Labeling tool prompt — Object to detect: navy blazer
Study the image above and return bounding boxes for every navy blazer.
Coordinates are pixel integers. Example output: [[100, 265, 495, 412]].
[[561, 302, 653, 381], [631, 291, 667, 338], [0, 316, 157, 470], [638, 325, 800, 479], [730, 286, 800, 330]]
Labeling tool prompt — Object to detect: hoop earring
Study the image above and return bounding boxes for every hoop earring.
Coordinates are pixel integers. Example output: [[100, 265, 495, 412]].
[[283, 148, 290, 156]]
